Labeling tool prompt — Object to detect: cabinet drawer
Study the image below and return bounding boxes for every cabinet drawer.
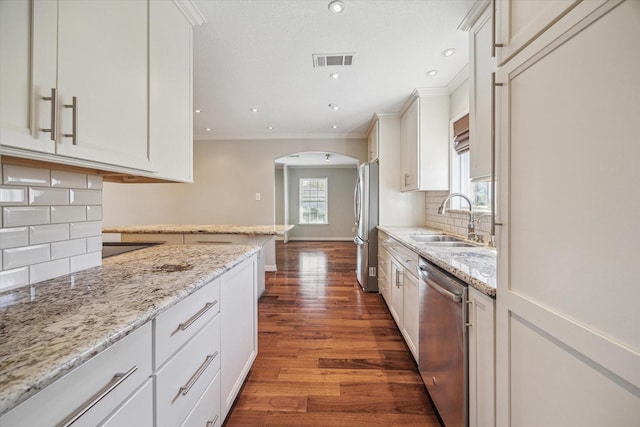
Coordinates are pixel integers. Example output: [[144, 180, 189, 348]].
[[155, 278, 220, 368], [121, 233, 184, 244], [2, 323, 151, 427], [385, 241, 419, 278], [183, 234, 248, 245], [155, 315, 221, 427], [180, 370, 221, 427], [100, 379, 153, 427]]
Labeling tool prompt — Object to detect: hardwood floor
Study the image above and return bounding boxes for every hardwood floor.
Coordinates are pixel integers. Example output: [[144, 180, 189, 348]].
[[223, 241, 441, 426]]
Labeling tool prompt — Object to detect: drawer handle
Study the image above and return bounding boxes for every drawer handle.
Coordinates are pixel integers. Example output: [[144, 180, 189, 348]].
[[56, 365, 138, 427], [206, 415, 220, 427], [197, 241, 233, 244], [177, 352, 218, 398], [174, 301, 218, 335]]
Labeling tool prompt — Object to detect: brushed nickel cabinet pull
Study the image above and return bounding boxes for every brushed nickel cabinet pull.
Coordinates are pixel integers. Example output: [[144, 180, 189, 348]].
[[41, 88, 57, 141], [491, 72, 504, 245], [174, 301, 218, 335], [491, 0, 503, 58], [63, 96, 78, 145], [56, 365, 138, 427], [206, 415, 220, 427], [178, 352, 218, 397]]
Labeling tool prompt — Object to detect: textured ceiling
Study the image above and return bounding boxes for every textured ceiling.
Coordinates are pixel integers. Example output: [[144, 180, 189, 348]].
[[192, 0, 474, 141]]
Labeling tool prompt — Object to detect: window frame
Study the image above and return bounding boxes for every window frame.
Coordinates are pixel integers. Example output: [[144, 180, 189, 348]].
[[298, 177, 329, 225]]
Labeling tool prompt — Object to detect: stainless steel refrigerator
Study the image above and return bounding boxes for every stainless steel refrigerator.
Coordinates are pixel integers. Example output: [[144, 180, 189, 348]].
[[353, 161, 378, 292]]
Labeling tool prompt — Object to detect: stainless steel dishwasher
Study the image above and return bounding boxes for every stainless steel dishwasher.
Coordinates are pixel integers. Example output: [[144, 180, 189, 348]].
[[417, 257, 468, 427]]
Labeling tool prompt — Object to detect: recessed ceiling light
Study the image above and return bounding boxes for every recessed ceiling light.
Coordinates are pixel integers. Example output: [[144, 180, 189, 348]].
[[329, 73, 340, 79], [205, 128, 211, 132], [331, 125, 338, 129], [442, 48, 456, 57], [250, 108, 259, 113], [328, 104, 340, 110], [267, 126, 273, 130], [426, 70, 438, 76], [328, 0, 344, 14], [194, 109, 201, 113]]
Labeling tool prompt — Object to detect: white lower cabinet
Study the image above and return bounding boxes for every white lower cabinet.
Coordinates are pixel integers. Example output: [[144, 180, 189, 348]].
[[1, 323, 152, 427], [468, 287, 496, 427], [155, 316, 221, 427], [100, 379, 153, 427], [181, 371, 221, 427], [401, 269, 420, 361], [220, 257, 258, 421]]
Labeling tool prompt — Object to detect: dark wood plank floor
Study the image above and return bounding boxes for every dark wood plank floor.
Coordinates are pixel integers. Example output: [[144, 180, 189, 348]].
[[223, 241, 441, 426]]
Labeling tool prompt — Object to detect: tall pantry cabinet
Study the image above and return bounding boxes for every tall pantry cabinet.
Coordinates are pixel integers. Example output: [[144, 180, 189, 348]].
[[495, 1, 640, 426]]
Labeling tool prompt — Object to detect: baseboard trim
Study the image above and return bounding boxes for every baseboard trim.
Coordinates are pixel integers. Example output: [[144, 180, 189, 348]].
[[265, 265, 277, 272]]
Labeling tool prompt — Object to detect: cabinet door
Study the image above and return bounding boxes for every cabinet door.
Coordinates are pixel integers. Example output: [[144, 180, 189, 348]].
[[149, 0, 193, 182], [55, 0, 150, 171], [494, 0, 584, 65], [377, 244, 391, 306], [400, 98, 419, 191], [469, 7, 496, 181], [389, 259, 404, 328], [220, 257, 257, 422], [100, 379, 153, 427], [401, 270, 419, 362], [0, 0, 57, 153], [368, 119, 379, 162], [496, 2, 639, 425], [468, 287, 495, 427]]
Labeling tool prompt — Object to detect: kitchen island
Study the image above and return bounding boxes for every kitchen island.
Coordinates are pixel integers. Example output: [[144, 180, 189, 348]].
[[102, 224, 294, 299], [0, 244, 259, 425]]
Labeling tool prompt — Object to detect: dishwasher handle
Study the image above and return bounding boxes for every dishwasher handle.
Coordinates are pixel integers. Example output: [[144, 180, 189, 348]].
[[417, 265, 463, 303]]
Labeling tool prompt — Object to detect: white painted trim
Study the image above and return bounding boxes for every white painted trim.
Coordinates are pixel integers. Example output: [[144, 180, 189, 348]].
[[172, 0, 206, 26], [265, 265, 277, 272], [447, 64, 470, 94], [458, 0, 491, 31]]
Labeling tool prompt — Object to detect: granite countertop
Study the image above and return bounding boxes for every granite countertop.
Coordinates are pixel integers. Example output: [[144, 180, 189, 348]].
[[378, 226, 496, 297], [0, 244, 259, 416], [102, 224, 294, 235]]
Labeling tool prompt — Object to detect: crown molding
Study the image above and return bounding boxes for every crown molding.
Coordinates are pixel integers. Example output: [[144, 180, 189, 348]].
[[458, 0, 491, 31], [173, 0, 207, 26], [448, 63, 470, 93], [193, 133, 367, 142]]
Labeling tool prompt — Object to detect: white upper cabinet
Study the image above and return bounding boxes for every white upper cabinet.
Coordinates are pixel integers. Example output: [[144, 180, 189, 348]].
[[468, 5, 496, 181], [494, 0, 585, 65], [55, 0, 150, 171], [367, 119, 379, 162], [0, 0, 201, 182], [0, 0, 57, 153], [149, 0, 195, 182], [399, 89, 450, 192]]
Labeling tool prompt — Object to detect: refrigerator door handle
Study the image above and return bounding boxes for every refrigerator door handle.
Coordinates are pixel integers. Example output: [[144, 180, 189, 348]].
[[354, 236, 365, 245], [354, 176, 361, 226]]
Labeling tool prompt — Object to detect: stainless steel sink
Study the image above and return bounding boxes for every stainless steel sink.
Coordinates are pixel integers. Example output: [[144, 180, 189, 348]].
[[409, 234, 476, 248]]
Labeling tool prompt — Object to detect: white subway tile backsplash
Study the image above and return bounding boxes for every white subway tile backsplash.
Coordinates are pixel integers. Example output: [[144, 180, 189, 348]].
[[51, 170, 87, 189], [70, 221, 102, 239], [3, 206, 50, 227], [3, 244, 50, 269], [2, 164, 51, 186], [0, 227, 29, 249], [86, 236, 103, 253], [29, 187, 70, 206], [0, 161, 103, 288], [86, 205, 102, 221], [0, 186, 27, 205], [70, 189, 101, 206], [70, 251, 101, 273], [51, 206, 86, 223], [30, 224, 70, 244], [87, 175, 103, 189], [52, 239, 86, 259], [30, 259, 70, 284], [0, 267, 29, 291]]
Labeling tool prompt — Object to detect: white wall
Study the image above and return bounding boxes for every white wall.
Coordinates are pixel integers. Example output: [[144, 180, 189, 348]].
[[282, 166, 358, 241], [103, 138, 367, 227]]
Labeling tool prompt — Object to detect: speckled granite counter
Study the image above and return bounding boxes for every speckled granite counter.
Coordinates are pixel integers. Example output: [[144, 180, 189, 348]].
[[102, 224, 294, 235], [0, 244, 259, 416], [378, 226, 496, 297]]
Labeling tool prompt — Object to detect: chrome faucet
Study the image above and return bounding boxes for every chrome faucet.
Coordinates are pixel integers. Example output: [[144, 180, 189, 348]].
[[437, 193, 475, 239], [473, 213, 496, 247]]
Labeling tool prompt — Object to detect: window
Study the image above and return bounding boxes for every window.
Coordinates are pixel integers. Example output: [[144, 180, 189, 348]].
[[299, 178, 328, 224]]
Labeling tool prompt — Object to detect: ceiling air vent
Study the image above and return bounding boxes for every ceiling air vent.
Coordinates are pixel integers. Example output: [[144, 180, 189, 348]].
[[313, 53, 356, 68]]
